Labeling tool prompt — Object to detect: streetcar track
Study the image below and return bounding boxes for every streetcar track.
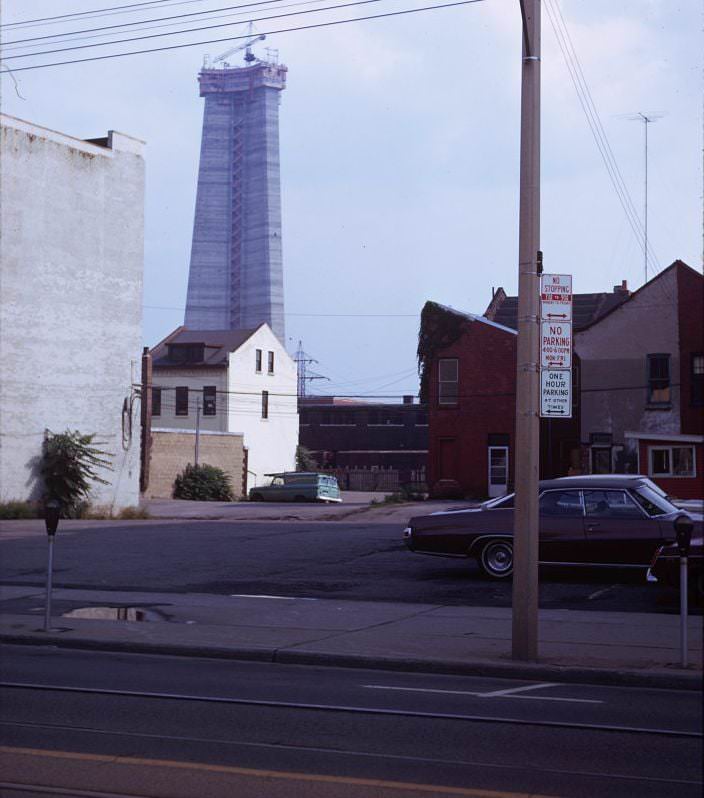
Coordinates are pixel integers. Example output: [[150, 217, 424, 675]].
[[1, 681, 700, 738], [1, 723, 701, 789]]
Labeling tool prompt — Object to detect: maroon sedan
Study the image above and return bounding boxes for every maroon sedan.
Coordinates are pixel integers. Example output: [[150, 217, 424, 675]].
[[404, 475, 701, 579]]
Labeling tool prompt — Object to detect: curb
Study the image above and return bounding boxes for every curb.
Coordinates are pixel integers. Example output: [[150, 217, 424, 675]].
[[2, 633, 701, 691]]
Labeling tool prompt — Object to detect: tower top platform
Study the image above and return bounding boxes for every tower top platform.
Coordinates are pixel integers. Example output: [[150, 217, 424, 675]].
[[198, 61, 287, 96]]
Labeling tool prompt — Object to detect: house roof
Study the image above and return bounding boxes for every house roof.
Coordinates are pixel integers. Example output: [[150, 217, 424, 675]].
[[432, 303, 517, 335], [151, 325, 261, 368], [485, 287, 629, 331]]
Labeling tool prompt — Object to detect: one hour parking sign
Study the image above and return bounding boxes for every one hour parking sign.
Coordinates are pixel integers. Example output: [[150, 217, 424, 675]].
[[541, 369, 572, 418]]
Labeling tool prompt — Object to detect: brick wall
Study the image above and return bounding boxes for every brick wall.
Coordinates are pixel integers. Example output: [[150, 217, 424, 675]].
[[147, 429, 245, 499]]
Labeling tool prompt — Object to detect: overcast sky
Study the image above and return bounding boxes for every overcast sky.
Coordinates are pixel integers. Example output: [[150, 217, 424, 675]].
[[2, 0, 701, 398]]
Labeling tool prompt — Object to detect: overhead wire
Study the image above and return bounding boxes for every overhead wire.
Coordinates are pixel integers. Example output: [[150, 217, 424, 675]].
[[0, 0, 212, 30], [1, 0, 486, 72], [544, 0, 663, 285]]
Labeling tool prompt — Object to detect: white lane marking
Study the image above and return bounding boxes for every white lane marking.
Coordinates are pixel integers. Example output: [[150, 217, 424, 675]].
[[228, 594, 319, 601], [478, 682, 558, 697], [588, 585, 617, 600], [361, 684, 603, 704]]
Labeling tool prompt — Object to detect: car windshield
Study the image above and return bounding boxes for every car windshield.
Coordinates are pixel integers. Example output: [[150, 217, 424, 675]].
[[631, 485, 678, 517], [483, 493, 515, 509]]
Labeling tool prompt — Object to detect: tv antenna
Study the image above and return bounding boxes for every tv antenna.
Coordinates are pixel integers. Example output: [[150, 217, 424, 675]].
[[625, 112, 663, 283]]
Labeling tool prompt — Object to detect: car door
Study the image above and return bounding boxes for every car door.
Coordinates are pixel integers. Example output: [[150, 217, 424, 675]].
[[538, 489, 587, 563], [582, 489, 662, 566]]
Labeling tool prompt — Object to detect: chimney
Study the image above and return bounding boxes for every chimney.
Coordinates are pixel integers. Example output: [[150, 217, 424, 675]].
[[613, 280, 629, 295], [403, 395, 414, 405]]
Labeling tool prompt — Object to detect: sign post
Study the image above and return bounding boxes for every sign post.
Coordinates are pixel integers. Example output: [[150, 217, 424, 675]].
[[540, 274, 572, 419], [43, 500, 61, 633]]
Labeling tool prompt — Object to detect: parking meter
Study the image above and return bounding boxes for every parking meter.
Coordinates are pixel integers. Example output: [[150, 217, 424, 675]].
[[673, 514, 694, 668], [673, 514, 694, 557], [43, 500, 61, 631]]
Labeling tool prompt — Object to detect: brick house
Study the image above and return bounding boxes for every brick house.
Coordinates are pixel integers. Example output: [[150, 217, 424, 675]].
[[299, 397, 428, 491], [575, 260, 703, 499], [419, 281, 632, 499]]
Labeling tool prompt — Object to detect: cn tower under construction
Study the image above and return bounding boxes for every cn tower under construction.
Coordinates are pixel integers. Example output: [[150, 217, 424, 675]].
[[184, 37, 287, 341]]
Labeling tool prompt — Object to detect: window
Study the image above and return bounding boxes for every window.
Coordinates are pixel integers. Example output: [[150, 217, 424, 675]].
[[175, 386, 188, 416], [152, 387, 161, 417], [583, 490, 643, 519], [539, 490, 583, 517], [267, 351, 274, 374], [261, 390, 269, 419], [438, 358, 459, 405], [647, 354, 670, 405], [692, 353, 704, 406], [590, 447, 611, 474], [203, 386, 216, 416], [255, 349, 262, 372], [649, 446, 695, 478]]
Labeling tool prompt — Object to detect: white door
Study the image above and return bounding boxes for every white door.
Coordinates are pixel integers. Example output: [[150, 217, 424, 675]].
[[488, 446, 509, 498]]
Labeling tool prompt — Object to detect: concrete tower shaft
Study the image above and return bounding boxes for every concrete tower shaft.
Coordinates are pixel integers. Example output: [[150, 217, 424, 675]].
[[185, 61, 287, 340]]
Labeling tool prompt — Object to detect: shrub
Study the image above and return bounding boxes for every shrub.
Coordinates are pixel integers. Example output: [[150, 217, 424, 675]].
[[41, 430, 113, 517], [296, 445, 318, 472], [173, 463, 234, 502], [0, 501, 40, 519]]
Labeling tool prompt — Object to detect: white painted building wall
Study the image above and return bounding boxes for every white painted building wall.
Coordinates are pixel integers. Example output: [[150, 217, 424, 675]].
[[226, 325, 298, 485], [0, 115, 145, 510]]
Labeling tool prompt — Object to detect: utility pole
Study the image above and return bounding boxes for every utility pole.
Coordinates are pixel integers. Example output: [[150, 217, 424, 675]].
[[140, 346, 152, 493], [512, 0, 541, 662]]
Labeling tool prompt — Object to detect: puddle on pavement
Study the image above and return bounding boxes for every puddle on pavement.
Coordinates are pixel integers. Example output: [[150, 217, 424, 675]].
[[62, 606, 163, 622]]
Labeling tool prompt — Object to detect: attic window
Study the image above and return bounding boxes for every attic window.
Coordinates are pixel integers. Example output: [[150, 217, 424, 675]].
[[168, 343, 205, 363]]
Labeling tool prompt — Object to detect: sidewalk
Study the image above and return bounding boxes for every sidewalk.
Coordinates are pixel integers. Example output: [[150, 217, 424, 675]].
[[1, 584, 701, 690]]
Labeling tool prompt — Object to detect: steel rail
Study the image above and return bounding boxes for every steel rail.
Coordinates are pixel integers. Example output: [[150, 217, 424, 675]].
[[1, 681, 701, 738], [1, 722, 702, 791]]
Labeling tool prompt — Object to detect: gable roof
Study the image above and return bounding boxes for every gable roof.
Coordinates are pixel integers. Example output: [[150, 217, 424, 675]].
[[150, 325, 262, 368], [485, 286, 629, 331], [575, 259, 700, 333]]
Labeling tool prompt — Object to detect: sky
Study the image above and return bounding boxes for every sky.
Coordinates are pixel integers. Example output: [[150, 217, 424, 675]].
[[1, 0, 702, 398]]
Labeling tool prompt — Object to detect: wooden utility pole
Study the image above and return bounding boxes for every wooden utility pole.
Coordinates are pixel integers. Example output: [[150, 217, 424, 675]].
[[512, 0, 541, 661]]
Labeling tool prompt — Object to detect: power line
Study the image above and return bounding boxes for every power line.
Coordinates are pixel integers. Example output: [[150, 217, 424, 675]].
[[4, 0, 385, 59], [0, 0, 208, 29], [2, 0, 290, 48], [544, 0, 662, 283], [3, 0, 485, 72]]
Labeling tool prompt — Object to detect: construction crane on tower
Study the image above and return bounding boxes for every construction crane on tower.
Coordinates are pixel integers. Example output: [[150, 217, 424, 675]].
[[203, 24, 266, 69]]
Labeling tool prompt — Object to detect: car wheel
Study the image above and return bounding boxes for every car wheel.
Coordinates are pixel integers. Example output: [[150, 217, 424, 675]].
[[250, 493, 264, 502], [478, 540, 514, 578]]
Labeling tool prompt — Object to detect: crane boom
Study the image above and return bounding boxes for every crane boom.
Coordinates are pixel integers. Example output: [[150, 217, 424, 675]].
[[211, 34, 265, 66]]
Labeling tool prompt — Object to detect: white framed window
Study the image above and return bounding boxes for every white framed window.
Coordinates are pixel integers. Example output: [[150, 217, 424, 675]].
[[649, 445, 696, 478], [438, 358, 458, 406]]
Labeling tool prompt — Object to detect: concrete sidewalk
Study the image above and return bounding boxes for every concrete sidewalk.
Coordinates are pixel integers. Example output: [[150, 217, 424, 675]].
[[1, 585, 701, 690]]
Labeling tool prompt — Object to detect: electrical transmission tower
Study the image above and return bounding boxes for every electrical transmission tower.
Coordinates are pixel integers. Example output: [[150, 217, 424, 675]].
[[294, 341, 327, 398]]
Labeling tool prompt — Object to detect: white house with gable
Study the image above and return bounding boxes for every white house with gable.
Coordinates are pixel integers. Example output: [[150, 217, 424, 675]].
[[150, 324, 298, 487]]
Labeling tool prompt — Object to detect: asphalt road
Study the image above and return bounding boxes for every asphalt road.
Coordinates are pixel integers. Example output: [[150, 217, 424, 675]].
[[0, 520, 694, 613], [1, 645, 701, 798]]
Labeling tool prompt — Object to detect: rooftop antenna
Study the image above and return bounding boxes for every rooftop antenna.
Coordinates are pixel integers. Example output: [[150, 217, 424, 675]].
[[625, 112, 663, 284]]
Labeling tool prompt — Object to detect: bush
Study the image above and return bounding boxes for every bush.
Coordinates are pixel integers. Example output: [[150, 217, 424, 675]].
[[0, 501, 40, 519], [296, 445, 318, 472], [41, 430, 113, 517], [173, 463, 234, 502]]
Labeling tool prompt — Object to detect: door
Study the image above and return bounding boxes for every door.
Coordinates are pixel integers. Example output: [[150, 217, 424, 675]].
[[488, 446, 509, 498], [582, 489, 662, 565], [538, 489, 587, 562]]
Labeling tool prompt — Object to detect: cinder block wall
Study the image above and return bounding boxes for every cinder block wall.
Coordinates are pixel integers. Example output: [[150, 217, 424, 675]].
[[147, 429, 245, 499]]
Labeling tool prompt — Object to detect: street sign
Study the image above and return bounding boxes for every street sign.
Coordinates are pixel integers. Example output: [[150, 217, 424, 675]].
[[540, 320, 572, 369], [540, 273, 572, 322], [540, 369, 572, 418]]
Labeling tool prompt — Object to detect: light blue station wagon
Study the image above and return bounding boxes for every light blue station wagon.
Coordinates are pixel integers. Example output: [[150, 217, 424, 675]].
[[249, 472, 342, 503]]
